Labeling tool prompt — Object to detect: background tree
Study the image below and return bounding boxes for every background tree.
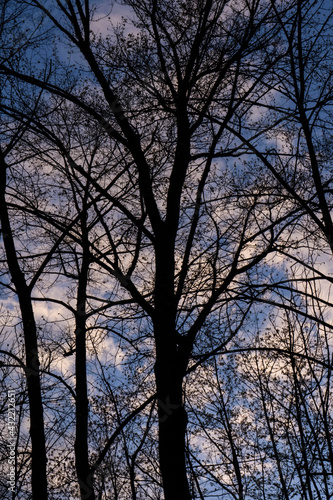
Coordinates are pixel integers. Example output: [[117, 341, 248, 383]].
[[0, 1, 52, 495]]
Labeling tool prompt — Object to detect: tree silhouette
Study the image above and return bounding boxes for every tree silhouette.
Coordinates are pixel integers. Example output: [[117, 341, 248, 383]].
[[1, 1, 333, 499]]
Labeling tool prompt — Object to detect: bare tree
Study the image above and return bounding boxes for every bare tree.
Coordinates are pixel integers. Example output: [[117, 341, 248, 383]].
[[2, 0, 333, 499]]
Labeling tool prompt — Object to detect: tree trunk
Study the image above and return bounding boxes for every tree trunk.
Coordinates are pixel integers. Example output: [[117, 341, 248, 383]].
[[0, 159, 48, 499], [75, 215, 95, 500], [21, 298, 48, 500], [155, 359, 191, 500], [75, 307, 95, 500], [154, 239, 191, 499]]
